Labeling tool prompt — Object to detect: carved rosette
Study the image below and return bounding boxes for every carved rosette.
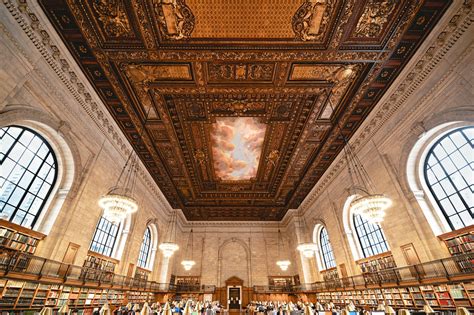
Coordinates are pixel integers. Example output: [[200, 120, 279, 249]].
[[153, 0, 195, 40]]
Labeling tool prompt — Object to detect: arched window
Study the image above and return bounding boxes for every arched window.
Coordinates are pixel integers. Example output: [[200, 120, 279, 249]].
[[424, 127, 473, 231], [353, 213, 389, 258], [0, 126, 58, 229], [319, 227, 336, 270], [137, 227, 151, 268], [90, 216, 120, 257]]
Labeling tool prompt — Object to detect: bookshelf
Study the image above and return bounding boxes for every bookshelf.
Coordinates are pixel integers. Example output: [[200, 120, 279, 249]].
[[439, 226, 473, 256], [82, 252, 118, 282], [0, 280, 134, 310], [0, 219, 45, 254], [268, 276, 293, 287], [176, 276, 200, 286], [313, 282, 474, 310], [321, 268, 339, 282], [135, 267, 150, 281], [357, 252, 397, 284]]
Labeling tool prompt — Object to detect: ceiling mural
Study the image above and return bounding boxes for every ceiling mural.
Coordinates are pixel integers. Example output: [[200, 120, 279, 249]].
[[38, 0, 451, 220]]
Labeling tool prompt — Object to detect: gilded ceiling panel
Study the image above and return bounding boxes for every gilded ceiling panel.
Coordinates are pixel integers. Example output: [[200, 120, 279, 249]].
[[39, 0, 452, 220]]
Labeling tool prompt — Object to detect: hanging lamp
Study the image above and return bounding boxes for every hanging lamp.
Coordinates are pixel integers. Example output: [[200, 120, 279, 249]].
[[98, 107, 153, 224], [159, 209, 179, 257], [296, 214, 318, 258], [328, 88, 392, 224], [181, 228, 196, 271], [276, 228, 291, 271], [341, 133, 392, 224]]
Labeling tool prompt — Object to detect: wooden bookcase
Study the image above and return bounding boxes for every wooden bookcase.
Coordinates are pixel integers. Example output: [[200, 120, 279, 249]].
[[268, 276, 293, 287], [439, 225, 473, 256], [314, 282, 474, 310], [135, 266, 150, 281], [321, 268, 339, 282], [357, 251, 397, 284], [0, 219, 45, 254], [0, 279, 148, 311], [82, 251, 118, 282], [175, 276, 200, 286]]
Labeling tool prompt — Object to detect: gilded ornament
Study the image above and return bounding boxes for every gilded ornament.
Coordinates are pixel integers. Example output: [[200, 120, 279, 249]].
[[153, 0, 195, 40], [354, 0, 397, 37], [292, 0, 331, 41], [93, 0, 132, 37]]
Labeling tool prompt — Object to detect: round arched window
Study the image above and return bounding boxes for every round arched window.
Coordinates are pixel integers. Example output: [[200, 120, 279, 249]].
[[424, 127, 473, 230], [1, 126, 58, 228]]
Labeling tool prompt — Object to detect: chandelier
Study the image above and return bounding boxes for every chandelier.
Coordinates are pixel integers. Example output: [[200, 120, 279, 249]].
[[181, 228, 196, 271], [181, 260, 196, 271], [276, 260, 291, 271], [159, 210, 179, 257], [296, 216, 318, 258], [327, 96, 392, 223], [99, 149, 140, 224], [98, 107, 154, 224], [276, 228, 291, 271], [297, 243, 318, 258], [350, 194, 392, 224]]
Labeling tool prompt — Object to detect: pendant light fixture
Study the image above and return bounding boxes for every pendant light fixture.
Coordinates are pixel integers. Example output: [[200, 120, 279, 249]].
[[159, 209, 179, 257], [340, 125, 392, 224], [276, 228, 291, 271], [296, 214, 318, 258], [181, 227, 196, 271], [328, 88, 392, 224], [98, 107, 153, 224]]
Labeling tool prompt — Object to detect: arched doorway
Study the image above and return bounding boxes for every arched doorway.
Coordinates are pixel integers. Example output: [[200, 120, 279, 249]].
[[225, 276, 243, 311]]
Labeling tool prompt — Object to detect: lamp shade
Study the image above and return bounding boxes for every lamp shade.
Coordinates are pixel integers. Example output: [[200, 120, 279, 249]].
[[159, 242, 179, 257], [350, 194, 392, 224], [181, 260, 196, 271], [297, 243, 318, 258], [99, 193, 138, 224], [276, 260, 291, 271]]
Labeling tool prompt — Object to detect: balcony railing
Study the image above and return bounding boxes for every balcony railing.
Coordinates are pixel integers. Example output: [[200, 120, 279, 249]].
[[0, 249, 173, 292], [295, 252, 473, 293], [1, 248, 472, 294]]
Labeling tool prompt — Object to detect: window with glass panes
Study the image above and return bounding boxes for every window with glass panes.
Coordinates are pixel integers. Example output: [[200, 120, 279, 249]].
[[319, 227, 336, 270], [90, 216, 120, 257], [353, 214, 389, 258], [137, 227, 151, 268], [0, 126, 58, 229], [424, 127, 473, 231]]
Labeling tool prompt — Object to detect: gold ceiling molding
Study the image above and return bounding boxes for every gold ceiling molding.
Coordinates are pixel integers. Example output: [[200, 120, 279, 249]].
[[31, 0, 454, 220], [92, 0, 132, 37], [298, 1, 473, 216], [292, 0, 331, 41], [153, 0, 195, 40], [354, 0, 397, 38], [1, 0, 174, 216]]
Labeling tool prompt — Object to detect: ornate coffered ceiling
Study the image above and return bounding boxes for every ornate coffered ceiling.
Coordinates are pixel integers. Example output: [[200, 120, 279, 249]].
[[38, 0, 451, 220]]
